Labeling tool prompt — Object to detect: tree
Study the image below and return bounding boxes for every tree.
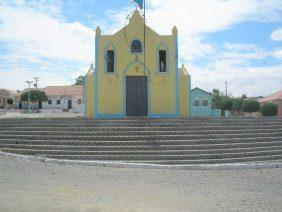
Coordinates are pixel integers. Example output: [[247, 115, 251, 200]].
[[7, 98, 14, 105], [212, 89, 223, 109], [232, 98, 243, 111], [261, 103, 278, 116], [74, 75, 85, 85], [241, 94, 247, 99], [241, 100, 260, 114], [20, 90, 48, 103], [220, 97, 233, 111]]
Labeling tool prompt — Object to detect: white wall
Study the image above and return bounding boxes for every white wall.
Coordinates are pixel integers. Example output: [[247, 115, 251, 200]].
[[42, 95, 84, 113]]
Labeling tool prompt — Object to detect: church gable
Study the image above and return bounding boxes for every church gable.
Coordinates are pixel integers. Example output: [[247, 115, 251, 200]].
[[97, 10, 177, 77]]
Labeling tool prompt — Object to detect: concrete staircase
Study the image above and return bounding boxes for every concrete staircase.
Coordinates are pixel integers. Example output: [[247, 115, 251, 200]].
[[0, 117, 282, 165]]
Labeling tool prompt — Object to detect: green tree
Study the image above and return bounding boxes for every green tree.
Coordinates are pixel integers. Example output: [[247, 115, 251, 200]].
[[20, 90, 48, 103], [74, 75, 85, 85], [232, 98, 243, 111], [7, 98, 14, 105], [212, 89, 223, 109], [261, 103, 278, 116], [241, 100, 260, 114], [241, 94, 247, 99], [220, 97, 233, 111]]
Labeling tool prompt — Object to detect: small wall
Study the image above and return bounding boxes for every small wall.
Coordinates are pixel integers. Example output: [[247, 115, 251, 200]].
[[212, 109, 221, 117], [179, 74, 190, 117], [85, 73, 95, 118], [244, 112, 262, 117]]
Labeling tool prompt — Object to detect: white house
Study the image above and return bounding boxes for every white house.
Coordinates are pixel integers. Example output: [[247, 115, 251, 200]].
[[21, 85, 84, 113]]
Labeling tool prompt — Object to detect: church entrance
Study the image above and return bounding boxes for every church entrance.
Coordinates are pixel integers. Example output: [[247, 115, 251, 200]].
[[126, 76, 148, 116]]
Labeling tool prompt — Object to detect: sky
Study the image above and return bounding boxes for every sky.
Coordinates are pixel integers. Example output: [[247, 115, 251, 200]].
[[0, 0, 282, 97]]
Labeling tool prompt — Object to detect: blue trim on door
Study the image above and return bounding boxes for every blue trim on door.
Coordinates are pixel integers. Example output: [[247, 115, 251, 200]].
[[122, 60, 150, 117]]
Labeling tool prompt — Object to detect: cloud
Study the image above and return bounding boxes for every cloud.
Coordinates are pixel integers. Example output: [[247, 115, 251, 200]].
[[274, 49, 282, 59], [190, 63, 282, 97], [0, 0, 94, 90], [271, 28, 282, 41], [147, 0, 282, 35], [0, 2, 93, 62]]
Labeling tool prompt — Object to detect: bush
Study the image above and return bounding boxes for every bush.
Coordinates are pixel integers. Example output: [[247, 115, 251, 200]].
[[261, 103, 278, 116], [241, 100, 260, 113], [7, 98, 14, 105]]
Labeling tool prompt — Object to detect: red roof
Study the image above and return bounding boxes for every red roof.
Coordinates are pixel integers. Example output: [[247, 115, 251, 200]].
[[43, 86, 83, 96], [259, 90, 282, 103]]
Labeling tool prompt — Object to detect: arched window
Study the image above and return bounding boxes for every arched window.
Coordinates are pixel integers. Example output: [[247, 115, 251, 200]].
[[131, 40, 142, 53]]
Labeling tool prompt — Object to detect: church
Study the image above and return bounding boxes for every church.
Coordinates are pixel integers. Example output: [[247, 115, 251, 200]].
[[84, 10, 191, 118]]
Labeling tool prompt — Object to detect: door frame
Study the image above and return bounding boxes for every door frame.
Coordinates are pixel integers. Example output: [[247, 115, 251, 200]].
[[122, 61, 150, 117], [126, 76, 148, 116]]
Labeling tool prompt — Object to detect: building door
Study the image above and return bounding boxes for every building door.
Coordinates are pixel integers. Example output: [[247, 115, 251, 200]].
[[68, 100, 72, 109], [126, 76, 148, 116], [38, 101, 42, 109]]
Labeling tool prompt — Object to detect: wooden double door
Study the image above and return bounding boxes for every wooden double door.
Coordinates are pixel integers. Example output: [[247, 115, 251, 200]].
[[126, 76, 148, 116]]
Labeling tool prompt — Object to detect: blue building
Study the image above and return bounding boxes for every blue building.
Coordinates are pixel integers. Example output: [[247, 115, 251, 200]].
[[190, 87, 221, 117]]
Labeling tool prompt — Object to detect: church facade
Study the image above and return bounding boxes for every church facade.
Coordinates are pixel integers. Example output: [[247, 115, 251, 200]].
[[85, 11, 190, 118]]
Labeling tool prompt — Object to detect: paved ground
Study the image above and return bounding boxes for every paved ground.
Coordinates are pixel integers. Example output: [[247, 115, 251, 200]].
[[0, 111, 83, 119], [0, 156, 282, 212]]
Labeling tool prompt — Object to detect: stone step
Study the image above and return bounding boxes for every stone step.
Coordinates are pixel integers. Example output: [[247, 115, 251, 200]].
[[1, 118, 282, 127], [1, 117, 281, 121], [1, 117, 282, 123], [2, 145, 282, 156], [40, 149, 282, 161], [1, 132, 282, 141], [120, 155, 282, 165], [1, 125, 282, 132], [0, 136, 281, 146], [1, 140, 282, 151], [1, 128, 282, 136], [1, 120, 282, 127]]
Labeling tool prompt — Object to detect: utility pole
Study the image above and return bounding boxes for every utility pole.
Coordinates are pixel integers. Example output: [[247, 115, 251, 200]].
[[33, 77, 39, 88], [225, 81, 228, 97], [25, 80, 33, 113]]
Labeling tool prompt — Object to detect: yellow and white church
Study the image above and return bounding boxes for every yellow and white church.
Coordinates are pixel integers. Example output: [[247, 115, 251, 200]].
[[84, 10, 191, 118]]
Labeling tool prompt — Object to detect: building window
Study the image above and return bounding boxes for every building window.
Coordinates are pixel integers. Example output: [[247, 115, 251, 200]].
[[107, 50, 115, 73], [57, 100, 61, 105], [159, 50, 167, 72], [203, 100, 208, 107], [78, 99, 82, 105], [194, 100, 199, 107], [131, 40, 142, 53], [48, 100, 52, 105]]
